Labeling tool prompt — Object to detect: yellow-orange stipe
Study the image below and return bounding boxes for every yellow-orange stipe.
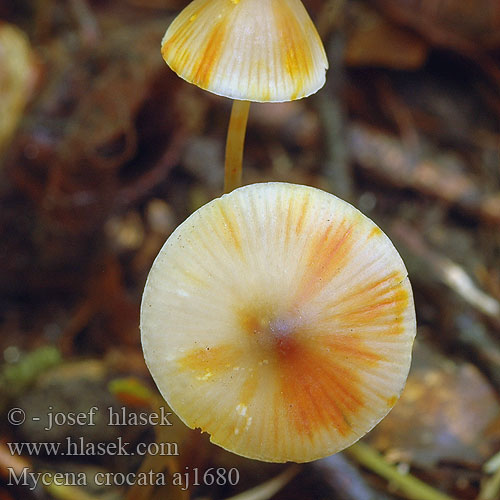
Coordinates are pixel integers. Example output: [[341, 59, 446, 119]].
[[141, 183, 416, 462], [161, 0, 328, 102], [224, 100, 251, 193]]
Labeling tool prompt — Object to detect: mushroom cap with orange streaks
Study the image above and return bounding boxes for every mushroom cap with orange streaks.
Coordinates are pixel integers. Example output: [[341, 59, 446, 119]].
[[141, 182, 416, 462], [161, 0, 328, 102]]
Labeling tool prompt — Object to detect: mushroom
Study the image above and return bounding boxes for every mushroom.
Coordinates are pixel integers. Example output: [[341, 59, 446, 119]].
[[161, 0, 328, 191], [141, 182, 416, 463]]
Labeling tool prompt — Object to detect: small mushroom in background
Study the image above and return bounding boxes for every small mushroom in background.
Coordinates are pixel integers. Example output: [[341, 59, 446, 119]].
[[141, 182, 416, 463], [161, 0, 328, 192], [0, 22, 37, 157]]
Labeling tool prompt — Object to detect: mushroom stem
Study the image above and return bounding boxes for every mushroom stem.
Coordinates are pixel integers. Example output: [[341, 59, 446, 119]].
[[224, 99, 251, 193]]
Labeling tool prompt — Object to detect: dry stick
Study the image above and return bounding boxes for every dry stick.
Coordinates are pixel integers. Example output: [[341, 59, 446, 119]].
[[224, 100, 251, 193], [478, 451, 500, 500], [478, 467, 500, 500], [345, 442, 457, 500], [222, 465, 300, 500]]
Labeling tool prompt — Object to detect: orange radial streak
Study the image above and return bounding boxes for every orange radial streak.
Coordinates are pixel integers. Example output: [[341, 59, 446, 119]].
[[335, 271, 405, 306], [295, 222, 355, 305], [177, 344, 242, 379], [193, 18, 227, 89], [321, 334, 385, 365], [214, 201, 244, 256], [273, 0, 313, 99], [330, 287, 409, 327], [275, 334, 381, 437]]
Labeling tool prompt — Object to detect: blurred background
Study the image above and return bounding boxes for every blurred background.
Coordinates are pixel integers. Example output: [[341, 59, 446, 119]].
[[1, 0, 500, 499]]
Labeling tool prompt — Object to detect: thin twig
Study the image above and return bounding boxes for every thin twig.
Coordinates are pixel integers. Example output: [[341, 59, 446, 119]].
[[345, 442, 457, 500], [222, 465, 299, 500]]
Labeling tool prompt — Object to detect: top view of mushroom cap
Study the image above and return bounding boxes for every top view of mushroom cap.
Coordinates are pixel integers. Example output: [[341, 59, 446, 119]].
[[141, 182, 416, 463], [161, 0, 328, 102]]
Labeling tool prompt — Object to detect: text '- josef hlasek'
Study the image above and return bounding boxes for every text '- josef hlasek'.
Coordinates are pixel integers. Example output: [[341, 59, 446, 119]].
[[7, 405, 173, 430]]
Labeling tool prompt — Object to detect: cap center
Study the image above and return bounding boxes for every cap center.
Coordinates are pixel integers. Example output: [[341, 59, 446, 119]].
[[240, 308, 301, 357]]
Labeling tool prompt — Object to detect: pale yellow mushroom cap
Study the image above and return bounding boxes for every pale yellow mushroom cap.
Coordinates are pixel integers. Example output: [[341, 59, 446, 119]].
[[141, 183, 416, 462], [161, 0, 328, 102]]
